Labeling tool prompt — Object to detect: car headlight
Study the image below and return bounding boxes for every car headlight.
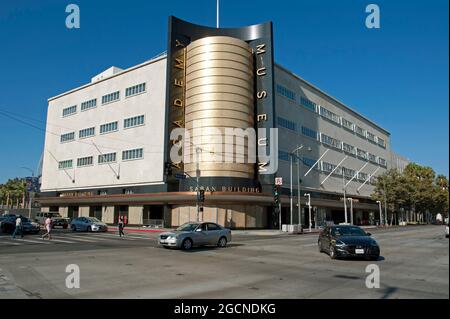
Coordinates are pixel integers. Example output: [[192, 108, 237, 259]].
[[334, 240, 346, 247]]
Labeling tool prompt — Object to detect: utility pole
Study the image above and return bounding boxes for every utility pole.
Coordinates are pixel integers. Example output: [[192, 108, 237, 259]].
[[296, 151, 301, 228], [343, 171, 348, 224], [290, 153, 293, 225], [195, 147, 201, 222], [383, 178, 388, 226], [348, 198, 353, 225], [305, 193, 312, 232], [376, 200, 382, 227]]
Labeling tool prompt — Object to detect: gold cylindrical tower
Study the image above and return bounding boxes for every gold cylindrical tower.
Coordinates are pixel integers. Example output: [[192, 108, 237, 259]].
[[184, 36, 254, 178]]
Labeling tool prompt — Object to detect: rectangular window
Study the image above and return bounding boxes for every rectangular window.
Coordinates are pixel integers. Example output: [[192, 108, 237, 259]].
[[342, 118, 354, 131], [60, 132, 75, 143], [79, 127, 95, 139], [322, 161, 337, 173], [276, 84, 296, 101], [343, 142, 356, 155], [98, 152, 116, 164], [366, 131, 377, 143], [320, 133, 342, 149], [277, 116, 297, 131], [357, 148, 368, 160], [77, 156, 93, 167], [62, 105, 77, 117], [80, 98, 97, 111], [378, 157, 387, 167], [368, 153, 377, 163], [377, 137, 386, 148], [124, 115, 145, 129], [278, 150, 290, 161], [122, 148, 144, 161], [358, 172, 368, 182], [58, 160, 73, 170], [101, 91, 120, 105], [355, 125, 366, 138], [300, 96, 317, 112], [319, 106, 340, 124], [343, 167, 356, 179], [125, 83, 146, 97], [99, 121, 118, 134], [303, 157, 318, 169], [301, 126, 318, 140]]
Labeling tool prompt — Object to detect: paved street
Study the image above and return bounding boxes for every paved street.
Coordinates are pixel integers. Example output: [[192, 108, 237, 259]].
[[0, 225, 448, 299]]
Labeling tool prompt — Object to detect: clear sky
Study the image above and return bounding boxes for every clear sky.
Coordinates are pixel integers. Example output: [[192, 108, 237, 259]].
[[0, 0, 448, 183]]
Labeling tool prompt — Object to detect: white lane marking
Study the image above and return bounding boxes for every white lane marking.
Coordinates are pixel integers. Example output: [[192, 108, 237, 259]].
[[91, 233, 137, 241], [59, 236, 98, 243], [0, 239, 23, 246], [42, 238, 77, 244], [13, 238, 51, 244]]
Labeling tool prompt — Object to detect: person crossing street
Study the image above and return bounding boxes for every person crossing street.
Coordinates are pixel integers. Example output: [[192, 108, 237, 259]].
[[118, 216, 125, 237], [12, 215, 24, 239], [42, 217, 52, 240]]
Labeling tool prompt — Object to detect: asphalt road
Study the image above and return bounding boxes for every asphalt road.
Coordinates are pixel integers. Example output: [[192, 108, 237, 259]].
[[0, 225, 448, 299]]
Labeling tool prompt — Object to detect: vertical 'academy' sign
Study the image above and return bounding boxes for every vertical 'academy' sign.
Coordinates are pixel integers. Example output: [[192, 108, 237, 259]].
[[164, 16, 276, 191]]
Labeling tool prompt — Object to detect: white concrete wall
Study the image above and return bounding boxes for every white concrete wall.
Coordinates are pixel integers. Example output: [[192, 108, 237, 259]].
[[41, 58, 167, 192], [275, 65, 390, 198]]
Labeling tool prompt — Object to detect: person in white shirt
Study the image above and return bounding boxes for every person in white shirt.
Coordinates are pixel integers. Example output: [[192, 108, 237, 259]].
[[42, 217, 52, 240], [12, 216, 23, 239]]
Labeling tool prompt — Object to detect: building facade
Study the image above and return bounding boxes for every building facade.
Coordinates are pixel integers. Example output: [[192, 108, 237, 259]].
[[39, 17, 405, 229]]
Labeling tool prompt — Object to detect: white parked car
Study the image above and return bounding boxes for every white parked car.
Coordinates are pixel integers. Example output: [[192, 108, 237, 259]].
[[445, 224, 449, 238]]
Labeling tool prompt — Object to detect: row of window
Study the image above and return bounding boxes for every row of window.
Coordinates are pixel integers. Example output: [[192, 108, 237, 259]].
[[59, 115, 145, 143], [277, 117, 387, 167], [278, 150, 375, 183], [58, 148, 144, 169], [278, 151, 377, 184], [276, 84, 387, 148], [61, 82, 147, 117]]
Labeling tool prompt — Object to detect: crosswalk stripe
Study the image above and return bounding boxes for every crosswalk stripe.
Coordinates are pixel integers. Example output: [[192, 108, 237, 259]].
[[42, 238, 77, 244], [91, 233, 137, 240], [0, 240, 23, 246], [60, 236, 98, 243], [12, 238, 51, 244]]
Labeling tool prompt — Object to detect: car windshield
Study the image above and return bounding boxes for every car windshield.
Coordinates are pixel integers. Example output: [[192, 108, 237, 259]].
[[86, 217, 101, 223], [332, 226, 367, 237], [176, 223, 200, 232]]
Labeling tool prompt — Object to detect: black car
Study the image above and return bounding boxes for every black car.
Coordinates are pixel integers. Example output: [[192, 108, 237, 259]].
[[0, 215, 40, 234], [51, 217, 70, 229], [318, 225, 380, 260]]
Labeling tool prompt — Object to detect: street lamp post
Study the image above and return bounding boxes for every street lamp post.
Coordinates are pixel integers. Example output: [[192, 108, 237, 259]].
[[304, 193, 312, 232], [289, 145, 311, 231], [376, 200, 382, 227], [348, 197, 353, 225], [342, 171, 348, 224], [20, 166, 35, 219]]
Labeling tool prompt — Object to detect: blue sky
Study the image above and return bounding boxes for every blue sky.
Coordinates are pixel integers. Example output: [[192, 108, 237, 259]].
[[0, 0, 448, 183]]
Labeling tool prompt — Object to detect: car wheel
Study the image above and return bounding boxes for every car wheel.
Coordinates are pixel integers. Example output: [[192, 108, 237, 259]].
[[87, 226, 91, 232], [318, 240, 324, 253], [217, 236, 227, 248], [71, 225, 76, 232], [181, 238, 193, 250], [329, 246, 337, 259]]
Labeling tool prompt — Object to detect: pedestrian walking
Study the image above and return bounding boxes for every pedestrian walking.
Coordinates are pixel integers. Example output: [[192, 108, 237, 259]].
[[12, 215, 24, 239], [118, 216, 125, 237], [42, 217, 52, 240]]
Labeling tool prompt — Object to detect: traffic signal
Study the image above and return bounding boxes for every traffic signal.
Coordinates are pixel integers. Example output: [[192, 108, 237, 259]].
[[164, 162, 172, 176], [198, 189, 205, 202], [273, 185, 280, 205]]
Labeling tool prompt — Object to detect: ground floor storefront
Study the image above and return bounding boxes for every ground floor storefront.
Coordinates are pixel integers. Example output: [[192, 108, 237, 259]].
[[37, 191, 383, 229]]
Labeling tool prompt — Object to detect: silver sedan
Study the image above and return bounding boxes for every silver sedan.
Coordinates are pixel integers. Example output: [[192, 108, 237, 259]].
[[70, 217, 108, 232], [158, 222, 232, 250]]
